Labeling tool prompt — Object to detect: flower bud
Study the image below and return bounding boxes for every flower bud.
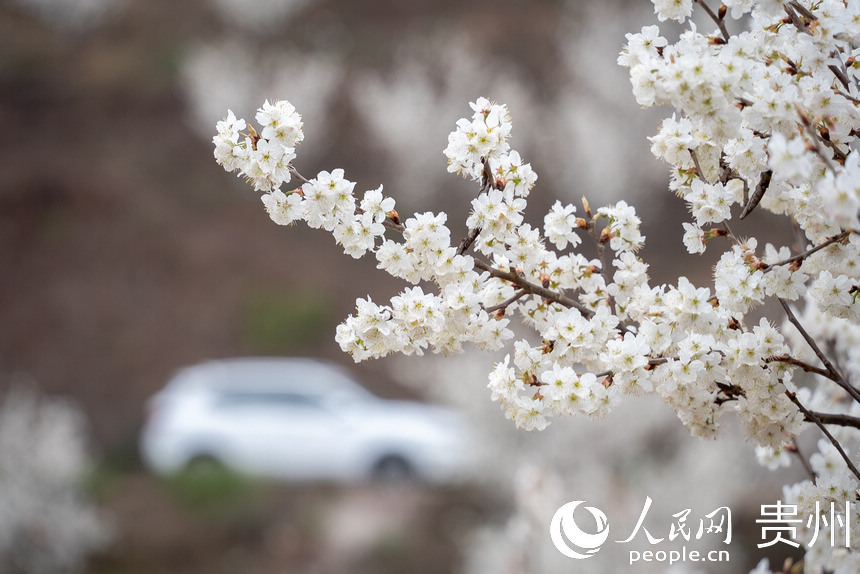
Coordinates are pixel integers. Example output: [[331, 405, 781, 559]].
[[599, 228, 612, 244]]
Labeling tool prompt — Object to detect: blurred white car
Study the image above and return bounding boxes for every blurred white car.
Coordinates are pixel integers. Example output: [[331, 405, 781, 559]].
[[140, 358, 471, 483]]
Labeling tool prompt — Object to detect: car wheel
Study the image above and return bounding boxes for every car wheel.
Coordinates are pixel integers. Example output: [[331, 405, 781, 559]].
[[372, 455, 415, 482]]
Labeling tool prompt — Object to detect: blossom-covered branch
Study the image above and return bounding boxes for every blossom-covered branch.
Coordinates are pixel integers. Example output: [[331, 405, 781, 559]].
[[212, 1, 860, 570]]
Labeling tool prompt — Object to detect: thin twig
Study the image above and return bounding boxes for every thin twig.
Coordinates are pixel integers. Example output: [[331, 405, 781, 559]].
[[456, 157, 494, 255], [836, 89, 860, 105], [688, 148, 708, 182], [763, 230, 850, 270], [473, 260, 595, 318], [785, 390, 860, 483], [288, 165, 311, 185], [484, 289, 528, 314], [693, 0, 729, 41], [767, 355, 832, 379], [290, 164, 406, 232], [818, 134, 848, 164], [593, 357, 669, 380], [721, 221, 741, 246], [718, 156, 751, 205], [828, 64, 851, 91], [790, 438, 816, 481], [798, 112, 839, 174], [590, 222, 613, 294], [778, 298, 860, 404]]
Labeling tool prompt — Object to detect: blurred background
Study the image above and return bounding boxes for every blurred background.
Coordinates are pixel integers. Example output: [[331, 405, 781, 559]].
[[0, 0, 807, 572]]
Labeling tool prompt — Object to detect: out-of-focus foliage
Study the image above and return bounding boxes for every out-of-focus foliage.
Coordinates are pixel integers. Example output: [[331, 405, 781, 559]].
[[242, 290, 333, 353]]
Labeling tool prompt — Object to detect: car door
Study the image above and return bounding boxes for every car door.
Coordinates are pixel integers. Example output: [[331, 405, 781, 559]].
[[213, 390, 353, 480]]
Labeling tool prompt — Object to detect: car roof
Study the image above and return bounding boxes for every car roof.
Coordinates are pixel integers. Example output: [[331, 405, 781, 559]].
[[166, 357, 363, 395]]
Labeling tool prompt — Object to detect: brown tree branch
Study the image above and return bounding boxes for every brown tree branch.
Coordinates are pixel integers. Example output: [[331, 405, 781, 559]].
[[778, 298, 860, 404], [456, 157, 494, 256], [693, 0, 729, 42], [588, 219, 613, 296], [804, 411, 860, 429], [473, 259, 595, 318], [836, 89, 860, 105], [788, 1, 816, 21], [798, 110, 838, 174], [288, 165, 311, 185], [784, 3, 811, 35], [763, 230, 850, 270], [818, 134, 848, 164], [484, 289, 528, 314], [785, 390, 860, 483], [828, 64, 851, 91], [688, 148, 708, 182], [767, 355, 832, 379], [457, 227, 482, 256], [790, 438, 816, 481]]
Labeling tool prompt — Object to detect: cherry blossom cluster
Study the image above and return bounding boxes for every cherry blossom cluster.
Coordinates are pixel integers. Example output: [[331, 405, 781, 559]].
[[213, 99, 304, 192], [214, 0, 860, 570], [617, 1, 860, 571]]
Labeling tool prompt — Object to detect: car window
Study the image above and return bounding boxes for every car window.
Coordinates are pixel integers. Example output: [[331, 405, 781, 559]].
[[212, 390, 332, 410]]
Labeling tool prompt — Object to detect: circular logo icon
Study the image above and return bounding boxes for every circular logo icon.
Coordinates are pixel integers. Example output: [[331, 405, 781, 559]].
[[550, 500, 610, 559]]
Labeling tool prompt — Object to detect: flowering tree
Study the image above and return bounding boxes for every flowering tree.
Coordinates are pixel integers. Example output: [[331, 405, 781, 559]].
[[213, 0, 860, 570], [0, 384, 110, 573]]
